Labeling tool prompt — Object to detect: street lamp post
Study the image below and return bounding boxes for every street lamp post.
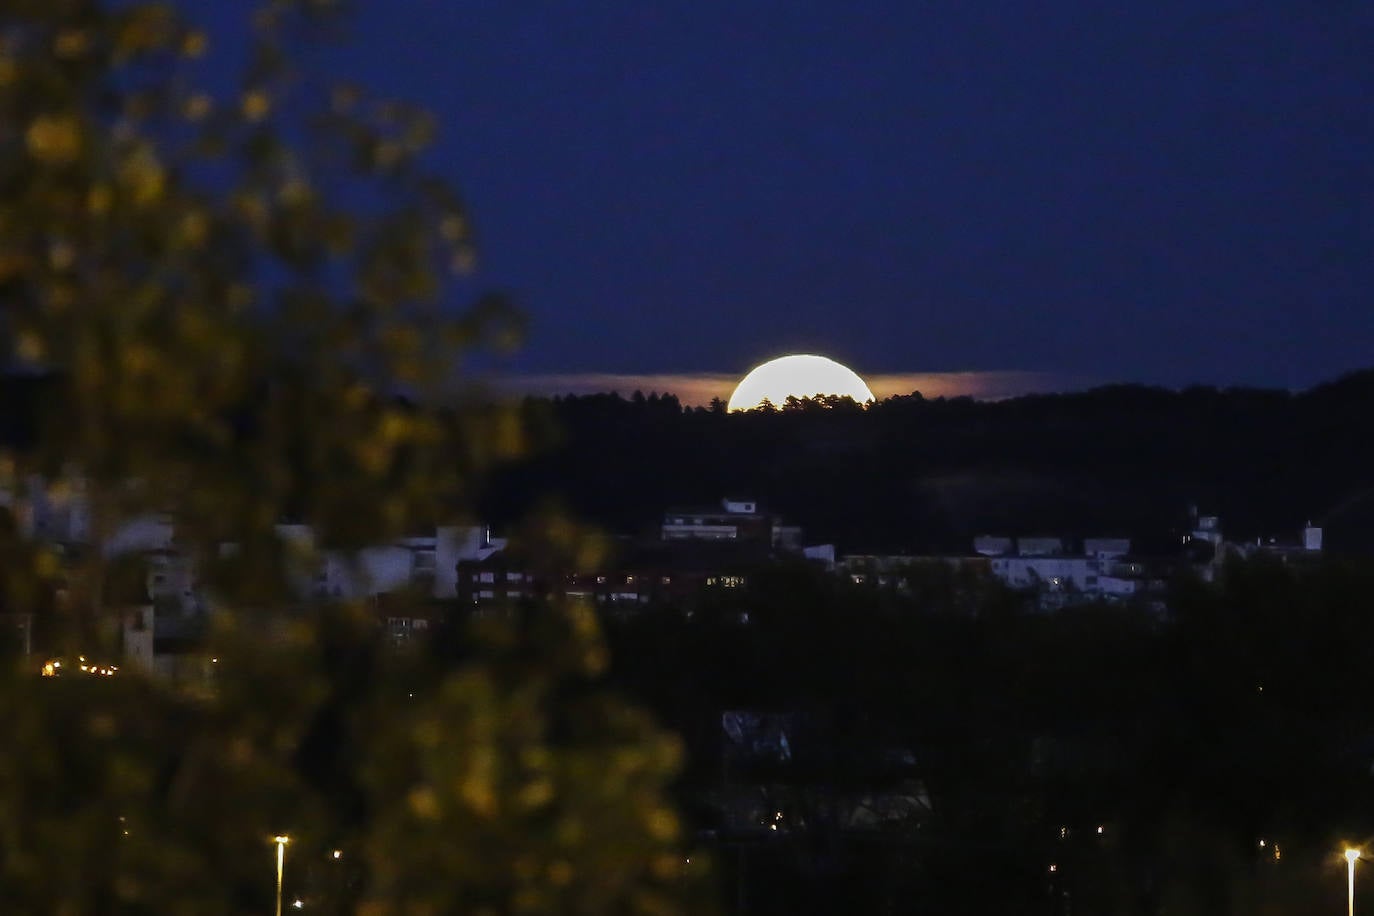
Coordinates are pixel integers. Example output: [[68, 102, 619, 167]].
[[274, 835, 290, 916], [1347, 848, 1361, 916]]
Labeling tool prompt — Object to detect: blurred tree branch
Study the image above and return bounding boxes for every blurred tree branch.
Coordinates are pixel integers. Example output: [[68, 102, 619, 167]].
[[0, 2, 706, 911]]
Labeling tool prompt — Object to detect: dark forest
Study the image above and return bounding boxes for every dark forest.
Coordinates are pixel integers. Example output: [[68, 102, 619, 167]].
[[481, 369, 1374, 553]]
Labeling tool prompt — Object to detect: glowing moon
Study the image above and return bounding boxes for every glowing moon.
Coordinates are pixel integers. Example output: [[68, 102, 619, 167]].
[[727, 354, 875, 411]]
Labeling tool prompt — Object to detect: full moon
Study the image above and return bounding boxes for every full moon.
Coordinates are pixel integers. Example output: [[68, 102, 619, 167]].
[[727, 354, 875, 411]]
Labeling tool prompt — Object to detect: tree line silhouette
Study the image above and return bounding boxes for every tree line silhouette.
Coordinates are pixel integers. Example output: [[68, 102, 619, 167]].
[[480, 370, 1374, 553]]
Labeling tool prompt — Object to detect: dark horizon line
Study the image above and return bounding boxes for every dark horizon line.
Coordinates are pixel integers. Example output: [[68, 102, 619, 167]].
[[490, 367, 1371, 408]]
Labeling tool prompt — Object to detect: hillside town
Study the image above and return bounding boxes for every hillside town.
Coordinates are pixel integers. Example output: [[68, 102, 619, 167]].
[[1, 480, 1327, 675]]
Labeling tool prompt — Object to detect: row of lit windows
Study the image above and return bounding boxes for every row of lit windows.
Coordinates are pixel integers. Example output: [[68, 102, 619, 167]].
[[469, 572, 684, 587], [471, 571, 526, 584]]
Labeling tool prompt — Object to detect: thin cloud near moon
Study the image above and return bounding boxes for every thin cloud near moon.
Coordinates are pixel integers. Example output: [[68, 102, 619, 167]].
[[497, 370, 1086, 406]]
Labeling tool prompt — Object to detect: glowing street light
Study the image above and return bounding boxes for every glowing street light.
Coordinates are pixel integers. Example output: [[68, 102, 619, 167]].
[[273, 835, 290, 916], [1347, 848, 1361, 916]]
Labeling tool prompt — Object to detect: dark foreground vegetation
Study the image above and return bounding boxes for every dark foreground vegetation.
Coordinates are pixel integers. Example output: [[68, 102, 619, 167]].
[[602, 557, 1374, 915], [1, 2, 699, 911]]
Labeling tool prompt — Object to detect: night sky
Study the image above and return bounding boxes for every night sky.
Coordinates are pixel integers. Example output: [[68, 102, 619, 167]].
[[204, 1, 1373, 400]]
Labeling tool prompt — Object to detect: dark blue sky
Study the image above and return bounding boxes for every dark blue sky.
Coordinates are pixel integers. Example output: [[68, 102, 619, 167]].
[[208, 1, 1373, 391]]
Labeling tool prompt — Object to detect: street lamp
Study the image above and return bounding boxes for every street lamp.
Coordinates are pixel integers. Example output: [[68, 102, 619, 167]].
[[274, 835, 291, 916], [1347, 848, 1361, 916]]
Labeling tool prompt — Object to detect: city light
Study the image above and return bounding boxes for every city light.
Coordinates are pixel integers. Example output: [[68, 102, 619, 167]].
[[1347, 848, 1361, 916], [274, 835, 290, 916], [42, 657, 117, 677]]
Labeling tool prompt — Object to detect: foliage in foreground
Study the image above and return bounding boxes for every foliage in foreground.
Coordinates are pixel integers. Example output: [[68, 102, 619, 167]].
[[0, 2, 708, 912]]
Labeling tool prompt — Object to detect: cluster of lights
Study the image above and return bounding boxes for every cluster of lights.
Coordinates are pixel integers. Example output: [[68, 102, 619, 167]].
[[272, 834, 344, 914], [1047, 823, 1107, 877], [40, 656, 117, 677]]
